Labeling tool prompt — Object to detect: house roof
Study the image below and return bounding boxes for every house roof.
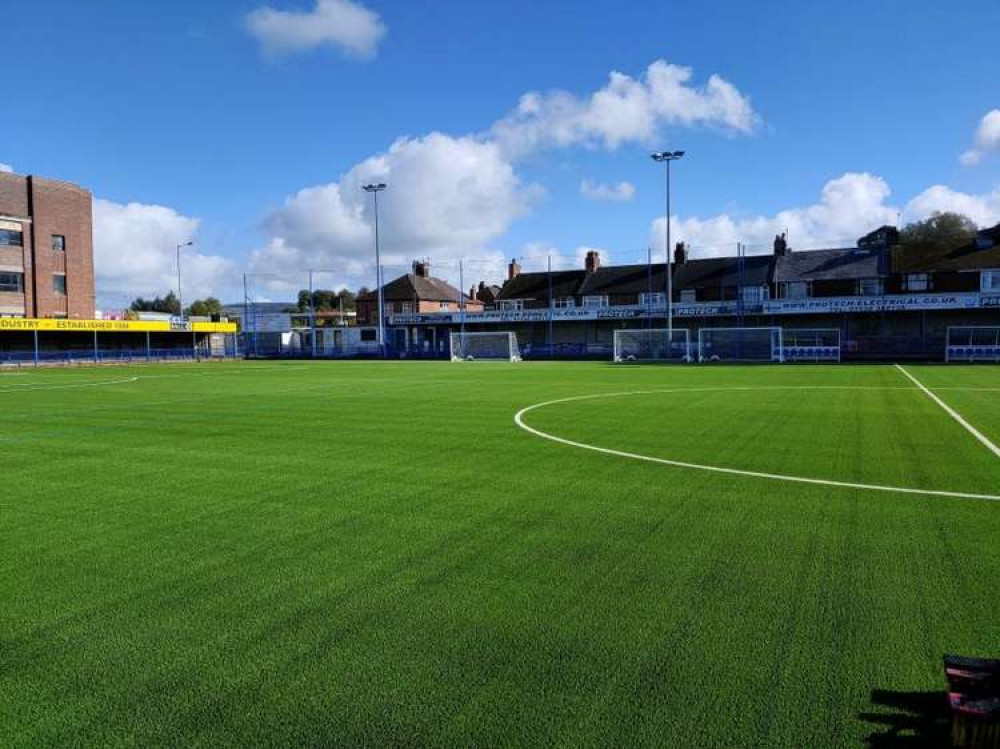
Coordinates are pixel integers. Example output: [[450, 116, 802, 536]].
[[673, 255, 772, 290], [578, 263, 669, 295], [358, 273, 468, 303], [892, 241, 1000, 274], [775, 248, 881, 283], [497, 270, 586, 300]]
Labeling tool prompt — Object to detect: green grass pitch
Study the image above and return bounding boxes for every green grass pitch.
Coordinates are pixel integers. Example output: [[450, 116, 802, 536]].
[[2, 360, 998, 747]]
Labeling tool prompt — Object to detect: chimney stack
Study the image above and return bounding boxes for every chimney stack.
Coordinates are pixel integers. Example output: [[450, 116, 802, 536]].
[[412, 259, 430, 277], [508, 258, 521, 280], [673, 241, 688, 265], [773, 233, 789, 256], [584, 250, 601, 273]]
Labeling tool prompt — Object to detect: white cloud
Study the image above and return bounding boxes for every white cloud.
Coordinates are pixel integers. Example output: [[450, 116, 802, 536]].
[[249, 60, 754, 289], [649, 172, 1000, 258], [0, 163, 12, 174], [580, 179, 636, 202], [491, 60, 758, 157], [905, 184, 1000, 228], [249, 133, 536, 291], [246, 0, 385, 59], [93, 199, 235, 306], [960, 109, 1000, 166]]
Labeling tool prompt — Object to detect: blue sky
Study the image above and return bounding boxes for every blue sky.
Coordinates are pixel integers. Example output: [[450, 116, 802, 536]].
[[3, 0, 999, 304]]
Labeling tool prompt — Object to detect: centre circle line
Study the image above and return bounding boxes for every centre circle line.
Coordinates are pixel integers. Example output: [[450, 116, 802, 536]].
[[513, 386, 1000, 503]]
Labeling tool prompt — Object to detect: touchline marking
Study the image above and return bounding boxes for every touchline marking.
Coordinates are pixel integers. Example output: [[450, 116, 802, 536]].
[[0, 376, 139, 393], [513, 387, 1000, 503], [895, 364, 1000, 460]]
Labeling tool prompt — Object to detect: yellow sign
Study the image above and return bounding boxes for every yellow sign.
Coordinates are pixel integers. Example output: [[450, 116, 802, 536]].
[[0, 318, 237, 334]]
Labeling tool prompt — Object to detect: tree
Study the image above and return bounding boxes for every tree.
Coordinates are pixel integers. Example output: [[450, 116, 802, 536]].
[[186, 297, 222, 318], [900, 212, 978, 251], [296, 288, 358, 312], [130, 291, 181, 315]]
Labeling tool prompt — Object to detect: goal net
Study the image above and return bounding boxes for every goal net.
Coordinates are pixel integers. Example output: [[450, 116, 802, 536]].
[[449, 331, 521, 361], [698, 327, 784, 363], [945, 327, 1000, 362], [613, 328, 692, 362], [783, 328, 841, 362]]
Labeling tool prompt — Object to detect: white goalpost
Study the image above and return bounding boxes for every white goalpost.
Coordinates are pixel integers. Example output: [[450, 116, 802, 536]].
[[697, 327, 784, 363], [945, 327, 1000, 362], [449, 331, 521, 361], [613, 328, 692, 362], [782, 328, 842, 362]]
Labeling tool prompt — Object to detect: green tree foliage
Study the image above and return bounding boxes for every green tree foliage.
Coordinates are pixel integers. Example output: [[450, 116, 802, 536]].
[[130, 291, 181, 315], [186, 297, 223, 318], [296, 289, 358, 312], [900, 212, 978, 251]]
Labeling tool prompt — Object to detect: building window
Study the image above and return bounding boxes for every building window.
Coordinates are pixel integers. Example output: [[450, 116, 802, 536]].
[[740, 286, 769, 303], [0, 220, 23, 247], [499, 299, 524, 311], [399, 302, 414, 314], [582, 295, 609, 309], [784, 281, 809, 299], [553, 297, 575, 308], [639, 292, 665, 306], [859, 278, 883, 296], [52, 235, 66, 252], [53, 274, 67, 295], [982, 270, 1000, 293], [439, 302, 451, 310], [680, 289, 697, 303], [903, 273, 929, 292], [0, 272, 24, 292]]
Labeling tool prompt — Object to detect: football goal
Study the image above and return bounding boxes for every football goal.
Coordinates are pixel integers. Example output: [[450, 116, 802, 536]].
[[698, 327, 784, 363], [782, 329, 842, 362], [613, 328, 692, 362], [449, 331, 521, 361], [945, 327, 1000, 362]]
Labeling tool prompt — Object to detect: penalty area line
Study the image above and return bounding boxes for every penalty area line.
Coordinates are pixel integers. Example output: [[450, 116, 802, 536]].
[[895, 364, 1000, 460]]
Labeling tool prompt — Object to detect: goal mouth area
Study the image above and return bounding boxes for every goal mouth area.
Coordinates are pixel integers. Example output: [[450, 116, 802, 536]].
[[697, 327, 785, 364], [612, 328, 692, 364], [449, 332, 521, 362]]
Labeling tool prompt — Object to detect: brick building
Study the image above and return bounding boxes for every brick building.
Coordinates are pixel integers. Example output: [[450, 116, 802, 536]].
[[0, 171, 95, 319]]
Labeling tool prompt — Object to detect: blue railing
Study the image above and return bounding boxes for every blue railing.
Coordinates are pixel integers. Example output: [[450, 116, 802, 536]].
[[0, 348, 237, 365]]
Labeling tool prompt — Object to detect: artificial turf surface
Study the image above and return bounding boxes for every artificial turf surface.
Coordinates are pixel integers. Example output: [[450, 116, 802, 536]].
[[1, 360, 998, 748]]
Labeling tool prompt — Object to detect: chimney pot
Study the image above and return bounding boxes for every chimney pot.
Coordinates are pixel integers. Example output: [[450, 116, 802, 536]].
[[412, 259, 431, 277], [673, 242, 688, 265], [508, 258, 521, 280], [585, 250, 601, 273]]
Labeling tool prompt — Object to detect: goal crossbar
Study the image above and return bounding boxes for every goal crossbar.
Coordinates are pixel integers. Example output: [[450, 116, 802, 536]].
[[613, 328, 692, 363], [697, 326, 784, 363], [449, 331, 521, 362]]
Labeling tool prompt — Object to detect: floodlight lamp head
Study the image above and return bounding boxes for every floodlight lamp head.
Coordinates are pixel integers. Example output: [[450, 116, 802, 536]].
[[362, 183, 387, 193]]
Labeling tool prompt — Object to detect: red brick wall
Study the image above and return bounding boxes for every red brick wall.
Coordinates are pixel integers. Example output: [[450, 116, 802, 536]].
[[28, 176, 95, 318]]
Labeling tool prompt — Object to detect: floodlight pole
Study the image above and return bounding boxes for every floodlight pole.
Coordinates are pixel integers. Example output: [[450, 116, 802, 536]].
[[362, 183, 388, 357], [176, 241, 193, 320], [651, 151, 684, 342]]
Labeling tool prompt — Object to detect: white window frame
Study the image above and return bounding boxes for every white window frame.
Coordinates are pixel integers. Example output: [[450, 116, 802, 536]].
[[582, 295, 609, 309], [859, 278, 883, 296], [553, 297, 576, 308], [784, 281, 809, 299], [439, 301, 451, 311], [982, 270, 1000, 293], [499, 299, 524, 311], [399, 302, 414, 314], [904, 273, 929, 292], [639, 292, 666, 307], [739, 285, 769, 303], [680, 289, 697, 304]]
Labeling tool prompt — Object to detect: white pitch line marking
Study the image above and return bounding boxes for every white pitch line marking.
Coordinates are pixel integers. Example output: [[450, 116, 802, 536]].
[[895, 364, 1000, 460], [0, 376, 139, 393], [513, 387, 1000, 503]]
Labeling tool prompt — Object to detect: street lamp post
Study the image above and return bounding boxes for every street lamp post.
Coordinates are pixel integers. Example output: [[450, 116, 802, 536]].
[[176, 241, 193, 319], [362, 183, 388, 356], [651, 150, 684, 343]]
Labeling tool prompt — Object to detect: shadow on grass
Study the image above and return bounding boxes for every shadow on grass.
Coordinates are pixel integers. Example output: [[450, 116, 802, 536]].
[[860, 689, 950, 748]]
